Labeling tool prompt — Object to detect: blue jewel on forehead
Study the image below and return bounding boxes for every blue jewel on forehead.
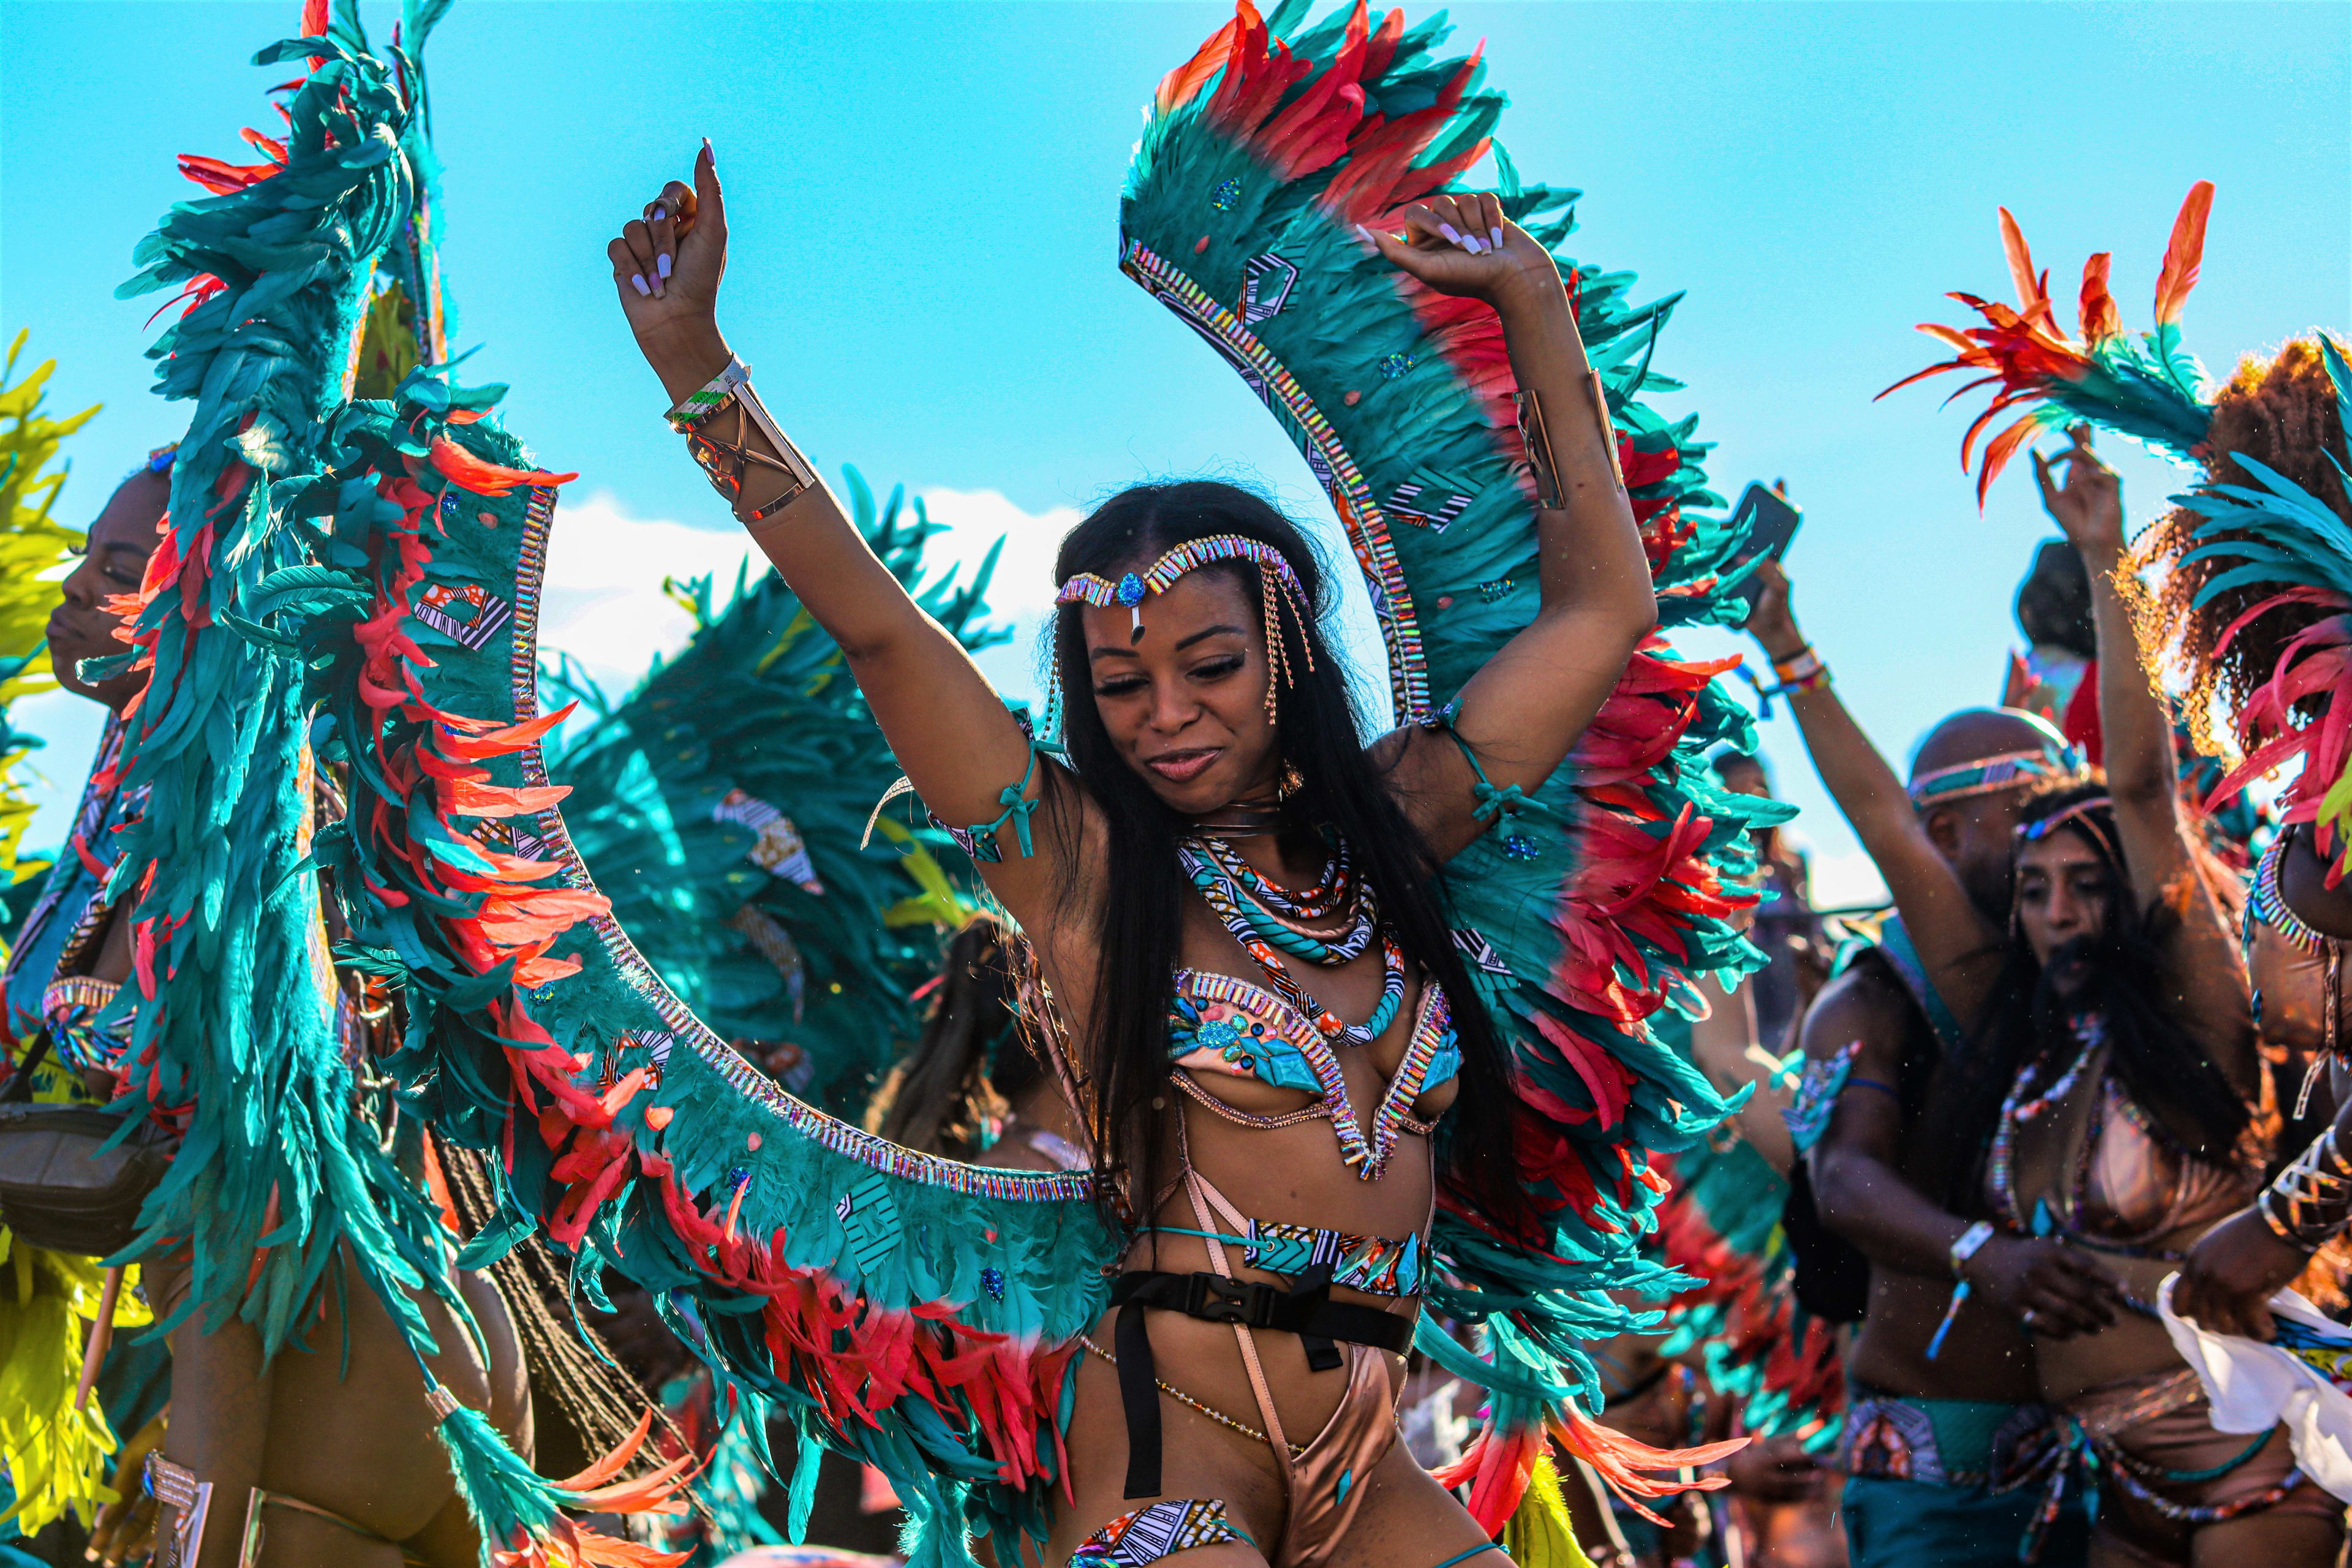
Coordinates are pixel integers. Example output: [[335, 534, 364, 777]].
[[1118, 571, 1149, 644]]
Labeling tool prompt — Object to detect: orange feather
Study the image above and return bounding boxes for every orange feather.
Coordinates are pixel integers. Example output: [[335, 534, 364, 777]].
[[2152, 179, 2215, 325]]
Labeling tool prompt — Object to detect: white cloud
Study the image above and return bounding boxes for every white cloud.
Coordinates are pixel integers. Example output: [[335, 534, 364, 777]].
[[538, 491, 764, 698], [1805, 848, 1891, 911], [914, 486, 1085, 704]]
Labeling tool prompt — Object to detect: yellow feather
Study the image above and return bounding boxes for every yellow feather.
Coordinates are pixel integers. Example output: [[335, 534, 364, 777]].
[[1500, 1455, 1600, 1568]]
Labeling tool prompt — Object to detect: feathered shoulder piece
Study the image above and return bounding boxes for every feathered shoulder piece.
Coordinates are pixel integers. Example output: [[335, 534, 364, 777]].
[[2177, 337, 2352, 874], [543, 475, 1004, 1117], [1122, 0, 1771, 1528], [1881, 181, 2218, 501]]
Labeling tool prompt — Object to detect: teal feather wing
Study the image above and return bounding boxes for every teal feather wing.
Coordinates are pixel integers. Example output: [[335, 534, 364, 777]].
[[543, 477, 1006, 1118], [92, 10, 699, 1559], [282, 382, 1112, 1568], [1118, 2, 1785, 1527]]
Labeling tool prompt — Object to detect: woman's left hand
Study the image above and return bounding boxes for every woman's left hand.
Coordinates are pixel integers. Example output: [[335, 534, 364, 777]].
[[2033, 425, 2126, 564], [2171, 1206, 2315, 1341], [1360, 192, 1561, 309]]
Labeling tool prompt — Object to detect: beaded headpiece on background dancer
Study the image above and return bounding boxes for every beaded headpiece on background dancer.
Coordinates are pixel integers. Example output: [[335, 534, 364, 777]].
[[1907, 707, 2088, 809]]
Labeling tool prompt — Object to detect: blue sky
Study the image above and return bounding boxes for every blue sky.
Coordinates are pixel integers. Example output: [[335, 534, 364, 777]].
[[2, 1, 2346, 898]]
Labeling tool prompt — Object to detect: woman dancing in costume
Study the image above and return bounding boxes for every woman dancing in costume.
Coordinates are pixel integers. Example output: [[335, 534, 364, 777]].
[[1878, 186, 2345, 1562], [49, 10, 704, 1564], [26, 445, 552, 1568], [609, 147, 1663, 1564], [280, 11, 1771, 1568]]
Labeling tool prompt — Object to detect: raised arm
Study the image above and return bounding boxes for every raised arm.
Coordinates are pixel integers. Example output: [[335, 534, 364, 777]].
[[2038, 428, 2250, 1080], [607, 146, 1074, 928], [1743, 561, 2005, 1027], [1360, 194, 1659, 861]]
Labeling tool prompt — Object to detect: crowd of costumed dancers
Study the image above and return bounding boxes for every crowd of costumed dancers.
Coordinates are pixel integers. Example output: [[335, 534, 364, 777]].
[[0, 4, 2343, 1568]]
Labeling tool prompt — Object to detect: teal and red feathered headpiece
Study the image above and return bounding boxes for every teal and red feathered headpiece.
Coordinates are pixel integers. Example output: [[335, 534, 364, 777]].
[[1882, 181, 2218, 502]]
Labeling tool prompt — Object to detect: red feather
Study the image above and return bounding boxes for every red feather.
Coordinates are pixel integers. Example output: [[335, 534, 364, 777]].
[[2078, 252, 2121, 344], [1997, 206, 2038, 312], [2152, 179, 2215, 326]]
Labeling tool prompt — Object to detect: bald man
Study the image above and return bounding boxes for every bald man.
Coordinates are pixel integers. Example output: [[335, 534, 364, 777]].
[[1744, 560, 2097, 1568]]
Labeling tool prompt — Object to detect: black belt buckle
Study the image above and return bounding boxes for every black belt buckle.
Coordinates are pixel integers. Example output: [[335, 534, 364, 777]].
[[1182, 1272, 1275, 1327]]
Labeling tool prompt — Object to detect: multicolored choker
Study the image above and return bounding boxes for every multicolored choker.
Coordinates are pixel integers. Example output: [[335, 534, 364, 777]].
[[1187, 801, 1283, 839]]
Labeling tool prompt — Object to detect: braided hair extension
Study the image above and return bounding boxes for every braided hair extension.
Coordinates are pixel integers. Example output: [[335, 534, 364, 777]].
[[2124, 339, 2352, 755], [433, 1136, 703, 1504]]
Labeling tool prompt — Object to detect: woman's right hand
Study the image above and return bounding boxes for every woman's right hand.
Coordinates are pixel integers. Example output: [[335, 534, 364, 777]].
[[2171, 1207, 2315, 1341], [608, 139, 733, 403], [1971, 1234, 2125, 1338], [1744, 557, 1807, 662]]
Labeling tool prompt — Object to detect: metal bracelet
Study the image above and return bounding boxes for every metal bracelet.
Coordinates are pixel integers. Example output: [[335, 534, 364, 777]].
[[1517, 372, 1629, 510], [677, 377, 820, 524], [1515, 386, 1565, 510], [146, 1452, 214, 1568], [1583, 367, 1627, 492]]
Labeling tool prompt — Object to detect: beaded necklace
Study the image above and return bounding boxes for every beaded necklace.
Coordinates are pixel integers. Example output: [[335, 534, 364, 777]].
[[1177, 841, 1377, 963], [1987, 1014, 2102, 1232], [1196, 832, 1355, 925], [1179, 841, 1404, 1047], [1989, 1012, 2199, 1261]]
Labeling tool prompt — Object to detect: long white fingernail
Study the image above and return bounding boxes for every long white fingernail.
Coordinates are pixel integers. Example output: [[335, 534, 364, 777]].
[[651, 204, 666, 222], [1439, 222, 1463, 245], [1466, 236, 1487, 254], [1354, 222, 1377, 246], [631, 274, 650, 297], [657, 254, 673, 280], [1490, 225, 1506, 247]]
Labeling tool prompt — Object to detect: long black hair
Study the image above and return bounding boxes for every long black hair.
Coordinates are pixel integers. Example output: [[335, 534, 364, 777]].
[[1041, 481, 1532, 1237], [868, 918, 1032, 1159], [1929, 779, 2253, 1213]]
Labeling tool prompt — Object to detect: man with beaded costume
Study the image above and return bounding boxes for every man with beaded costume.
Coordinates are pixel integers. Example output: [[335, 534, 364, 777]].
[[1742, 534, 2099, 1567]]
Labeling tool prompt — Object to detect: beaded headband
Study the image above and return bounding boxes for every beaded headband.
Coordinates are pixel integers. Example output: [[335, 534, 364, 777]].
[[1054, 534, 1316, 721], [1909, 722, 2086, 808], [2018, 793, 2125, 869]]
